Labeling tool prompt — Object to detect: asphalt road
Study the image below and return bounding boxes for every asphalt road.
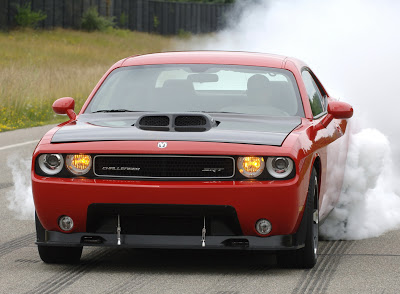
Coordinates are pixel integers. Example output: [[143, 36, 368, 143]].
[[1, 125, 400, 294]]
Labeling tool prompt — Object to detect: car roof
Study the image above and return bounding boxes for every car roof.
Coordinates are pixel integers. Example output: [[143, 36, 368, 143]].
[[120, 51, 306, 69]]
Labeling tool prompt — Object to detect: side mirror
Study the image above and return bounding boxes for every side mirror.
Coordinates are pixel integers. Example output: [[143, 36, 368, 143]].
[[315, 101, 353, 131], [52, 97, 77, 120], [327, 101, 353, 119]]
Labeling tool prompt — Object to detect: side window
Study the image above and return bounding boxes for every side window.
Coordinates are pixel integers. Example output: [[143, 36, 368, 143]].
[[302, 70, 325, 117]]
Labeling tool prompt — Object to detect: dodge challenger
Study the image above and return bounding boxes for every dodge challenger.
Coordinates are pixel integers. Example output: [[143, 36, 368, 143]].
[[32, 51, 353, 268]]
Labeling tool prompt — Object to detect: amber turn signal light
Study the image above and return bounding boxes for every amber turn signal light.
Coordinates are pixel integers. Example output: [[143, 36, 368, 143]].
[[66, 154, 92, 175], [237, 156, 265, 178]]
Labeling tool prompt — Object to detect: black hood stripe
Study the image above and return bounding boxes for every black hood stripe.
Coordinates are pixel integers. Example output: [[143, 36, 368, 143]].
[[51, 114, 301, 146]]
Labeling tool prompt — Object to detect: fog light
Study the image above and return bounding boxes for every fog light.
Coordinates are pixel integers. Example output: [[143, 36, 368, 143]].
[[255, 219, 272, 235], [58, 215, 74, 231]]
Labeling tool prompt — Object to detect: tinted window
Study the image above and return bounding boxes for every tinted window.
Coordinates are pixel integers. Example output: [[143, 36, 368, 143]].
[[302, 70, 325, 117]]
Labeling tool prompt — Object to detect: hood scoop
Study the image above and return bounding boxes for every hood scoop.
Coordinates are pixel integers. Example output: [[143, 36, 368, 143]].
[[136, 113, 217, 132]]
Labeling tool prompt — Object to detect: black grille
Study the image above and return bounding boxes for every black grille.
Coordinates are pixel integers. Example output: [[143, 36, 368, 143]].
[[175, 116, 206, 126], [86, 204, 242, 236], [94, 155, 235, 179], [139, 116, 170, 126]]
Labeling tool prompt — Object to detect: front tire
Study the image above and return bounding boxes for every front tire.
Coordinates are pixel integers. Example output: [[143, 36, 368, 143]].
[[35, 212, 82, 264], [299, 167, 319, 268], [38, 245, 82, 264], [278, 167, 319, 268]]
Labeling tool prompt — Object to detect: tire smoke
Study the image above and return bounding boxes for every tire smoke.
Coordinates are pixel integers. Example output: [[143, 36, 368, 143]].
[[6, 154, 34, 220], [320, 129, 400, 239]]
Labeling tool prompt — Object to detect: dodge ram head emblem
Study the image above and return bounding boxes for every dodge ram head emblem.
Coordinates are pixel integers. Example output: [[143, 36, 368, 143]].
[[157, 142, 167, 148]]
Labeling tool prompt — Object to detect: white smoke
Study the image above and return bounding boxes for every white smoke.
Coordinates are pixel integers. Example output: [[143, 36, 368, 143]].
[[186, 0, 400, 239], [320, 129, 400, 239], [6, 154, 35, 220]]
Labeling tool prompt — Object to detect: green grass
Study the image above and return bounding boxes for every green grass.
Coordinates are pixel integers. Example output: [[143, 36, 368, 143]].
[[0, 28, 175, 132]]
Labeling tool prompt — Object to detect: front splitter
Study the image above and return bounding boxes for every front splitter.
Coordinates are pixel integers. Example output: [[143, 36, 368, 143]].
[[37, 231, 305, 251]]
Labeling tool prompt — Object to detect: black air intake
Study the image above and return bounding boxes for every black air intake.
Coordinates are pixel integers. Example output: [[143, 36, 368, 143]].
[[139, 116, 170, 126], [135, 113, 216, 132], [175, 115, 206, 126], [138, 116, 170, 131], [86, 204, 243, 236]]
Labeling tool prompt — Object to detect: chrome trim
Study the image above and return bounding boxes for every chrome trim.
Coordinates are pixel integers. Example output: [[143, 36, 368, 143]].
[[93, 155, 236, 179]]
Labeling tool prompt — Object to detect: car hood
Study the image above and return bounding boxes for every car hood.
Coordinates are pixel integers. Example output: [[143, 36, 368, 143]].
[[51, 113, 302, 146]]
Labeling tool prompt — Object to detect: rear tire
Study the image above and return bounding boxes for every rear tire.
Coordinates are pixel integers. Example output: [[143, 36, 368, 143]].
[[277, 167, 319, 269], [35, 212, 82, 264]]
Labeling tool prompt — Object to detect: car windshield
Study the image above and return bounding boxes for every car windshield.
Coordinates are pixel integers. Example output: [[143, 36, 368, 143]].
[[85, 64, 304, 117]]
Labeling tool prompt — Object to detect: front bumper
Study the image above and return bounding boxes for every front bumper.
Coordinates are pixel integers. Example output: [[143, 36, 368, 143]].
[[33, 175, 308, 237]]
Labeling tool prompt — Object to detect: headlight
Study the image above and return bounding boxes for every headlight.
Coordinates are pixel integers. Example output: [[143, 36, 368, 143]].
[[266, 157, 294, 178], [38, 154, 64, 175], [66, 154, 92, 175], [237, 156, 265, 178]]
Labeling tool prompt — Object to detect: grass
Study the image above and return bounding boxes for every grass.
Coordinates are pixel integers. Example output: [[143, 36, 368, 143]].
[[0, 28, 176, 132]]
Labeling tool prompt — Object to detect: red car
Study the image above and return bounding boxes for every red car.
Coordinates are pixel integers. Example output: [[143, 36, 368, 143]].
[[32, 51, 353, 268]]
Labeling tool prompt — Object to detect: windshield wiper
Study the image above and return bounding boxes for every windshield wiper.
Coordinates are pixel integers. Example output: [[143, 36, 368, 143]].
[[92, 109, 146, 113]]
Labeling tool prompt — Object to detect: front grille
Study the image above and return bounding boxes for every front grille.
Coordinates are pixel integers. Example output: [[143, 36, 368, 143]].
[[94, 155, 235, 179], [86, 204, 243, 236]]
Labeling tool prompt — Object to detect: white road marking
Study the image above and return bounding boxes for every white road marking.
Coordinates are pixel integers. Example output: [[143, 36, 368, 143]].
[[0, 140, 39, 151]]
